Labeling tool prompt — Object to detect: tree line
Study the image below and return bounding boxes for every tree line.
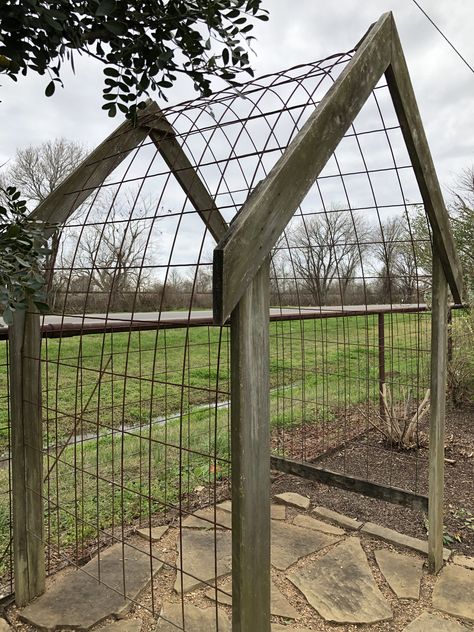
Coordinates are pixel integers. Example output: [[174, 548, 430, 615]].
[[271, 208, 430, 307], [2, 139, 473, 313]]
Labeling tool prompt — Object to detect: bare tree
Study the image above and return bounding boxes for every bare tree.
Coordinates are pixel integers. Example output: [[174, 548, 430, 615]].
[[448, 166, 474, 298], [2, 139, 86, 205], [372, 216, 406, 302], [372, 216, 424, 303], [289, 209, 370, 305], [64, 191, 156, 312], [1, 138, 86, 298]]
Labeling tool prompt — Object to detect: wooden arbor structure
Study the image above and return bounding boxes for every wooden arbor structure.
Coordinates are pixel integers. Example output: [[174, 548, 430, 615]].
[[8, 11, 462, 631], [213, 11, 462, 631]]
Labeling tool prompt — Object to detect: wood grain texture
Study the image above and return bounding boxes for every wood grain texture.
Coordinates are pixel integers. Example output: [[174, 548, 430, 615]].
[[9, 303, 45, 605], [385, 24, 463, 303], [30, 100, 162, 233], [428, 254, 448, 573], [231, 259, 271, 632], [271, 456, 428, 512], [213, 12, 393, 324]]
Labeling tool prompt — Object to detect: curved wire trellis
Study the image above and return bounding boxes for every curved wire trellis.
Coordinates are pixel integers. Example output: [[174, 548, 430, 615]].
[[0, 48, 442, 624]]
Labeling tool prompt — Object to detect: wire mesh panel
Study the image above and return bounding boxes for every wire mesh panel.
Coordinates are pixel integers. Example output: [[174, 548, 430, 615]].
[[0, 341, 13, 599], [0, 36, 451, 625], [28, 52, 365, 626]]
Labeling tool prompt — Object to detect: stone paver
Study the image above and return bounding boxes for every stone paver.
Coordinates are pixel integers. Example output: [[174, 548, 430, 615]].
[[288, 537, 392, 624], [216, 500, 285, 520], [217, 500, 232, 513], [293, 514, 345, 536], [182, 507, 231, 530], [174, 528, 232, 593], [21, 543, 161, 631], [453, 554, 474, 570], [403, 612, 469, 631], [271, 520, 340, 570], [375, 549, 423, 600], [312, 506, 362, 530], [156, 603, 231, 632], [275, 492, 310, 510], [272, 626, 312, 632], [0, 620, 11, 632], [136, 525, 169, 542], [271, 504, 287, 520], [432, 564, 474, 623], [100, 620, 142, 632], [205, 580, 298, 619], [362, 522, 451, 560]]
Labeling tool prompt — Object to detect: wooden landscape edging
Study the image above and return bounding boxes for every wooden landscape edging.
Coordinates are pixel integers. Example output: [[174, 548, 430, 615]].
[[271, 456, 429, 512]]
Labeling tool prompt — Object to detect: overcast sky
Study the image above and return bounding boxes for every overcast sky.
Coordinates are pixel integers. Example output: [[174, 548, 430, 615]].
[[1, 0, 473, 197]]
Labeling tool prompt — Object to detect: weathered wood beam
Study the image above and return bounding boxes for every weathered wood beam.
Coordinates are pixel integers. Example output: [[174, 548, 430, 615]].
[[231, 259, 271, 632], [148, 121, 228, 242], [9, 302, 45, 605], [271, 456, 428, 512], [385, 24, 463, 303], [213, 12, 393, 324], [30, 100, 163, 233], [428, 254, 448, 572]]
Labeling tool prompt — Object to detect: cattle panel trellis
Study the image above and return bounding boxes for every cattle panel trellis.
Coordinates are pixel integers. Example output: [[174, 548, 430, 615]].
[[3, 11, 462, 631]]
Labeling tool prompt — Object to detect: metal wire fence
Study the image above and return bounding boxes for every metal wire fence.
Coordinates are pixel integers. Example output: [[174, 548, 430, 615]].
[[0, 28, 463, 628]]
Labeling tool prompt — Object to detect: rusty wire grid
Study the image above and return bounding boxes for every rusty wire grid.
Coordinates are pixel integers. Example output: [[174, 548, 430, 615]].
[[0, 44, 456, 626]]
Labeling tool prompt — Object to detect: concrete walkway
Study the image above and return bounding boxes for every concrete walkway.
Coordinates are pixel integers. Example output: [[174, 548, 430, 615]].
[[18, 493, 474, 631]]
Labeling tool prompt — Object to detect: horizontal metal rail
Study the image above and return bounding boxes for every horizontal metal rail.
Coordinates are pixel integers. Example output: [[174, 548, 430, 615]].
[[1, 303, 464, 341]]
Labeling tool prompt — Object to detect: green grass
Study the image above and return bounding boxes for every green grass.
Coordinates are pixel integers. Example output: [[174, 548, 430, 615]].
[[0, 311, 432, 573]]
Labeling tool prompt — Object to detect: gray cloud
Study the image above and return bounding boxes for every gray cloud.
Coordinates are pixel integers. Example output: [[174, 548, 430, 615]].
[[1, 0, 472, 195]]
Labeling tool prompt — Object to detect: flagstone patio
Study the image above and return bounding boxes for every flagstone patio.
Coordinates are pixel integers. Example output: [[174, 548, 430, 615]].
[[15, 491, 474, 631]]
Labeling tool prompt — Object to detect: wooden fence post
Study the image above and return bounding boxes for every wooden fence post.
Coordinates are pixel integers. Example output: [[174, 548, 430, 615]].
[[9, 302, 45, 605], [428, 254, 448, 573], [378, 312, 386, 418], [230, 258, 271, 632]]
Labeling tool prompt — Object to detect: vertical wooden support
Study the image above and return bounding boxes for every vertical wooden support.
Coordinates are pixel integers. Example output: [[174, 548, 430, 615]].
[[230, 259, 271, 632], [446, 306, 453, 365], [9, 302, 45, 605], [378, 312, 386, 418], [428, 254, 448, 573]]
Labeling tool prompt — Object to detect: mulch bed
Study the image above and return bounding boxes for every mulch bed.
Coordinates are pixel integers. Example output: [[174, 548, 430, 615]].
[[271, 402, 474, 556]]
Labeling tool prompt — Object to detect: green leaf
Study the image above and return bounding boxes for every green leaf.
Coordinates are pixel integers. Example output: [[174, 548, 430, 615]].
[[2, 305, 13, 325], [34, 301, 50, 313], [104, 21, 126, 35], [103, 67, 120, 77], [96, 0, 116, 17], [45, 80, 55, 97]]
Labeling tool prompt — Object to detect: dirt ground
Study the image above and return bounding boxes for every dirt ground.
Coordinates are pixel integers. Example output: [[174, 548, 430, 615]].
[[272, 403, 474, 557]]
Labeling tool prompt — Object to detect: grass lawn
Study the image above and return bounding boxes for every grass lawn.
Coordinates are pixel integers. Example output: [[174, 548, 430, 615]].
[[0, 311, 432, 573]]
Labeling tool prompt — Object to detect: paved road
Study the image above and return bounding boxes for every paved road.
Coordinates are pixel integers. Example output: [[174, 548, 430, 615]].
[[0, 304, 428, 329]]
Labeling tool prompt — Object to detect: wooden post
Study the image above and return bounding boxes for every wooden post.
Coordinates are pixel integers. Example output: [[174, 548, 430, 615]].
[[9, 302, 45, 605], [446, 306, 453, 365], [230, 259, 271, 632], [378, 312, 386, 418], [428, 254, 448, 573]]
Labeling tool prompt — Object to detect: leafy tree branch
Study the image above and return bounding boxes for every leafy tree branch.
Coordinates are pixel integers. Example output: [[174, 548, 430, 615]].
[[0, 186, 50, 324], [1, 0, 269, 119]]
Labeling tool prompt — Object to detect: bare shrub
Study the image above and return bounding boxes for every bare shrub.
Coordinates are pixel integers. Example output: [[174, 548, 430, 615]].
[[447, 309, 474, 406], [361, 384, 430, 449]]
